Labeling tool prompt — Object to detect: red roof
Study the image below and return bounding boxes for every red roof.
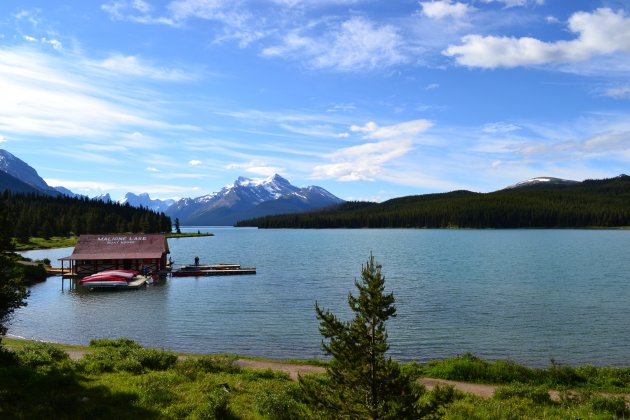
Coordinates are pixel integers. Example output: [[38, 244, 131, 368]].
[[61, 234, 169, 260]]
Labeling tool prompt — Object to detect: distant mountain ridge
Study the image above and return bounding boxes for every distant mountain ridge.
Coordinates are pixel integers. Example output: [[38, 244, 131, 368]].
[[166, 174, 344, 226], [0, 149, 344, 225], [238, 175, 630, 229]]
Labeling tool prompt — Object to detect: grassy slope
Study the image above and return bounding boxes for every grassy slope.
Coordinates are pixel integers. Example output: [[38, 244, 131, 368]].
[[2, 338, 629, 419]]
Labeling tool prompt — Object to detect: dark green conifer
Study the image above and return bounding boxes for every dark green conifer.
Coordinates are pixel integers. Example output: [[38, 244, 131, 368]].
[[0, 199, 28, 347], [302, 254, 422, 419]]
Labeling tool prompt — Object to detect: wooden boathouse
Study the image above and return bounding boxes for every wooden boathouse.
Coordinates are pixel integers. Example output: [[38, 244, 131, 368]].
[[60, 234, 170, 278]]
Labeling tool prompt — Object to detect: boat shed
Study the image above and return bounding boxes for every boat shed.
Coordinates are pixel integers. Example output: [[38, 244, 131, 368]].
[[60, 234, 169, 277]]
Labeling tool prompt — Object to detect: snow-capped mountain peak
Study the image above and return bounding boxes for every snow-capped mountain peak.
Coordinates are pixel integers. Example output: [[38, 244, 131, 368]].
[[166, 174, 343, 226], [504, 176, 579, 190]]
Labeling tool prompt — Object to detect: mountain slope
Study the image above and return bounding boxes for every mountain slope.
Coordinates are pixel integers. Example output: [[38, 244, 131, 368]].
[[0, 170, 45, 195], [237, 176, 630, 229], [0, 149, 59, 196], [167, 174, 344, 225]]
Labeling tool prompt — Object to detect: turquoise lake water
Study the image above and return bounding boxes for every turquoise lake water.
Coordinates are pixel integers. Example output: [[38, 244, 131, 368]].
[[13, 228, 630, 366]]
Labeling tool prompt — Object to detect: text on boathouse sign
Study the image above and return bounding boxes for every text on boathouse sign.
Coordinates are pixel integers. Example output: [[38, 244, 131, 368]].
[[97, 236, 148, 245]]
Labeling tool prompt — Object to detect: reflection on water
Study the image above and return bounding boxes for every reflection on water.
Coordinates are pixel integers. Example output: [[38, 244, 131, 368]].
[[11, 228, 630, 366]]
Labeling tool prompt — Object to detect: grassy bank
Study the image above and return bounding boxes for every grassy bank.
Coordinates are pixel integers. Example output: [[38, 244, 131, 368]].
[[2, 338, 629, 419]]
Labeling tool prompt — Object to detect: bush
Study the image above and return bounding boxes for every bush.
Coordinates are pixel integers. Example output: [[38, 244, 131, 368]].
[[494, 384, 551, 405], [255, 383, 306, 420], [191, 388, 232, 420], [89, 338, 143, 349], [14, 342, 71, 371], [417, 384, 463, 419], [193, 355, 242, 374], [78, 338, 176, 374]]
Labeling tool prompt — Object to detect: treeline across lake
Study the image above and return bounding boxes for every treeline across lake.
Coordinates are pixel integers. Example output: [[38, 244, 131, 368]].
[[2, 191, 172, 241], [238, 176, 630, 229]]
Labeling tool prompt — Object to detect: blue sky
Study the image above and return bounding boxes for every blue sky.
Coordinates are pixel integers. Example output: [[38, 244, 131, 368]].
[[0, 0, 629, 202]]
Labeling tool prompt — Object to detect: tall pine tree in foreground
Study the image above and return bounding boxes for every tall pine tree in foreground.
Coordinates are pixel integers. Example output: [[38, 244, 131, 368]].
[[301, 254, 422, 419]]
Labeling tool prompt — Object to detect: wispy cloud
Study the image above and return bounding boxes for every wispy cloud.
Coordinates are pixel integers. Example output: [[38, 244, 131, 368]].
[[0, 46, 197, 140], [350, 119, 433, 140], [312, 139, 414, 181], [604, 85, 630, 99], [262, 16, 406, 71], [226, 161, 284, 177], [444, 8, 630, 69], [87, 54, 195, 81]]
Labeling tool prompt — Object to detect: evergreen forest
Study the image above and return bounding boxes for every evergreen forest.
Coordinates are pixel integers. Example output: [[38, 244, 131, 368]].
[[237, 175, 630, 229], [1, 191, 172, 240]]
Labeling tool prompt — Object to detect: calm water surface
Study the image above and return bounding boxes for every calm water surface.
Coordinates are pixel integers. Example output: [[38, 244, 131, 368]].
[[14, 228, 630, 366]]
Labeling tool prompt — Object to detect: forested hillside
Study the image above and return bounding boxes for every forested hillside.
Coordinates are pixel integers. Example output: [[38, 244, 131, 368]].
[[237, 176, 630, 229], [1, 191, 172, 240]]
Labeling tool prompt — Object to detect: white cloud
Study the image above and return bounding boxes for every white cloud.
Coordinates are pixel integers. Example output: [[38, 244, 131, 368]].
[[226, 161, 284, 176], [425, 83, 439, 90], [312, 139, 414, 181], [481, 0, 544, 7], [482, 122, 521, 133], [23, 35, 62, 50], [263, 17, 406, 72], [444, 8, 630, 68], [350, 119, 433, 140], [0, 135, 5, 143], [604, 86, 630, 99], [146, 166, 159, 172], [420, 1, 472, 20], [0, 46, 197, 139], [89, 54, 193, 81], [189, 159, 203, 165]]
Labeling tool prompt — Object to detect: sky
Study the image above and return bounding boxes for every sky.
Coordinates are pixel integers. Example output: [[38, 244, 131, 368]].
[[0, 0, 629, 202]]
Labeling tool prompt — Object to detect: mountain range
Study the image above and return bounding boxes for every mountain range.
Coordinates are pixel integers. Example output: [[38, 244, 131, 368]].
[[0, 149, 344, 226], [165, 174, 344, 225]]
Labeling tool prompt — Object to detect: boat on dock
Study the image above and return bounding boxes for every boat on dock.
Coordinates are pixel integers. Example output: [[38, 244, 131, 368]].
[[171, 263, 256, 277], [79, 270, 150, 290]]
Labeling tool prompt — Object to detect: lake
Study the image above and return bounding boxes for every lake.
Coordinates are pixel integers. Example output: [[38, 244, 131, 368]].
[[13, 228, 630, 367]]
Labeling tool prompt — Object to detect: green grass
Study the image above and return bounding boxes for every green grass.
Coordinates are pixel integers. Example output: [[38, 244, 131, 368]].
[[13, 235, 79, 250], [421, 353, 630, 392], [2, 340, 629, 419]]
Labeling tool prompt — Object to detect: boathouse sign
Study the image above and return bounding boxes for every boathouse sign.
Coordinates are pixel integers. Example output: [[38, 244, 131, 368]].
[[97, 236, 147, 245]]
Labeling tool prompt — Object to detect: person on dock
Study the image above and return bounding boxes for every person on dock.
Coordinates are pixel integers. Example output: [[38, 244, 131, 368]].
[[194, 256, 199, 266]]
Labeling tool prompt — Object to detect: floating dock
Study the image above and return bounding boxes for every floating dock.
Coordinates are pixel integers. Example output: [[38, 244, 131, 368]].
[[171, 263, 256, 277]]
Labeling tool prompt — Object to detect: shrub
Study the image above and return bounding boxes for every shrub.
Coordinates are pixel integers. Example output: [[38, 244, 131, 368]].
[[194, 355, 242, 374], [417, 384, 463, 419], [191, 388, 232, 420], [78, 338, 176, 374], [138, 372, 178, 406], [14, 342, 70, 371], [255, 383, 306, 420], [494, 384, 551, 405], [89, 338, 143, 349]]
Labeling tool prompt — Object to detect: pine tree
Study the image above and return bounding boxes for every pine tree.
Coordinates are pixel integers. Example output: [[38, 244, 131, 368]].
[[175, 218, 181, 234], [0, 199, 29, 347], [301, 254, 422, 419]]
